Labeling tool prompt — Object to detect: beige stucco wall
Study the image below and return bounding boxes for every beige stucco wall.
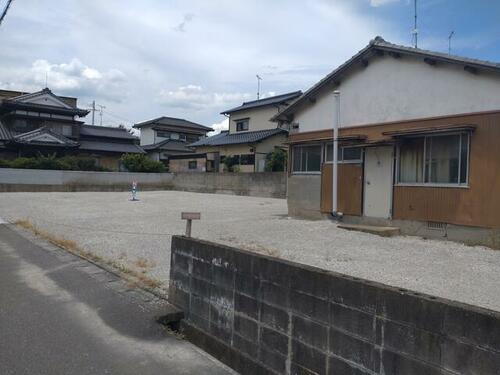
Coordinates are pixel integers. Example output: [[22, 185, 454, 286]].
[[293, 54, 500, 132], [169, 157, 206, 173], [228, 105, 280, 133]]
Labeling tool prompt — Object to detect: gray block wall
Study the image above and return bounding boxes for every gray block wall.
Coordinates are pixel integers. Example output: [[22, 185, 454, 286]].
[[0, 168, 286, 198], [169, 236, 500, 375]]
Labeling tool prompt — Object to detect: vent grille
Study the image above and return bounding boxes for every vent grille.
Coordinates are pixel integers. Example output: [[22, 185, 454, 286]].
[[427, 221, 446, 230]]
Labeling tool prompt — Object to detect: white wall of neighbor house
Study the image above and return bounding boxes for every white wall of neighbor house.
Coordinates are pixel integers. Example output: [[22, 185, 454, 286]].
[[228, 105, 280, 134], [139, 127, 155, 146], [293, 54, 500, 132]]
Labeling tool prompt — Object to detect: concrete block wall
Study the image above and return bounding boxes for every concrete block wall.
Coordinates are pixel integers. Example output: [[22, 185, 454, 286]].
[[169, 236, 500, 375], [171, 172, 287, 198], [0, 168, 286, 198]]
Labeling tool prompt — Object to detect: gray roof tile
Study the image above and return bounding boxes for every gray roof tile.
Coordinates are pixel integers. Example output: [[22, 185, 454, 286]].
[[141, 139, 194, 152], [78, 140, 145, 154], [133, 116, 212, 131], [221, 91, 302, 115], [80, 125, 138, 140], [190, 128, 287, 147]]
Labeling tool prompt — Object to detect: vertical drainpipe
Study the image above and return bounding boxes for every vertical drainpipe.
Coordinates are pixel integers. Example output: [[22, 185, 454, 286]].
[[332, 90, 341, 218]]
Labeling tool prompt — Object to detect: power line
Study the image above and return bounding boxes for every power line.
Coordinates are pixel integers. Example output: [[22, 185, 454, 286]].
[[0, 0, 14, 27]]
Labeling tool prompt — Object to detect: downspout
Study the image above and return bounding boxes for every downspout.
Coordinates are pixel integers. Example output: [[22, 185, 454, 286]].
[[332, 90, 342, 219]]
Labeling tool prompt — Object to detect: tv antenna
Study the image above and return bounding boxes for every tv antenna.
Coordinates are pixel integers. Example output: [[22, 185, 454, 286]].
[[411, 0, 418, 48], [97, 104, 106, 126], [448, 31, 455, 55], [256, 74, 262, 99]]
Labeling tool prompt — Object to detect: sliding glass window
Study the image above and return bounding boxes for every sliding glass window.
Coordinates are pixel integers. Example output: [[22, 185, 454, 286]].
[[398, 133, 469, 185]]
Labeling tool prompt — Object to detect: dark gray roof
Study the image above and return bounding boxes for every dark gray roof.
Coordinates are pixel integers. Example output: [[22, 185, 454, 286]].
[[141, 139, 194, 153], [221, 91, 302, 115], [274, 36, 500, 121], [0, 120, 11, 140], [190, 128, 287, 147], [133, 116, 212, 131], [78, 140, 145, 154], [80, 125, 138, 140]]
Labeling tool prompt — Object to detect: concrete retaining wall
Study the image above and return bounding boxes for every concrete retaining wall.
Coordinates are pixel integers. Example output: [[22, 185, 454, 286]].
[[287, 174, 323, 219], [169, 236, 500, 375], [0, 168, 174, 192], [0, 168, 286, 198], [171, 172, 286, 198]]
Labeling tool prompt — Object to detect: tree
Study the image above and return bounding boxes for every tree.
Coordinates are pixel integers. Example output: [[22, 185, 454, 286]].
[[265, 149, 286, 172]]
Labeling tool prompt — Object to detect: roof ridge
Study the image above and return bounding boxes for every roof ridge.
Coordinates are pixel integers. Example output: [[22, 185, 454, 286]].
[[241, 90, 303, 106]]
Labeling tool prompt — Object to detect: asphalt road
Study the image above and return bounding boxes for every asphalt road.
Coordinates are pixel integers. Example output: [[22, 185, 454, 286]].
[[0, 223, 234, 375]]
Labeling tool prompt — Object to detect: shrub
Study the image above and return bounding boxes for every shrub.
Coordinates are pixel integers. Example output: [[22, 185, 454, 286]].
[[10, 157, 39, 169], [265, 149, 286, 172], [222, 155, 240, 172], [120, 153, 165, 173], [2, 155, 111, 171], [0, 159, 11, 168]]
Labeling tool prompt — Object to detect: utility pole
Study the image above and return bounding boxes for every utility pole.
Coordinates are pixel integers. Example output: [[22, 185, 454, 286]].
[[90, 100, 97, 125], [256, 74, 262, 99], [448, 31, 455, 55], [0, 0, 14, 28], [98, 104, 106, 126]]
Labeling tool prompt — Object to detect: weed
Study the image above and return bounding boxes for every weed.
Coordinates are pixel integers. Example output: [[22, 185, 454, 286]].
[[14, 218, 164, 292]]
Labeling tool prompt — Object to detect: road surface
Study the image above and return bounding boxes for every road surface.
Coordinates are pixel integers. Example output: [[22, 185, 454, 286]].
[[0, 223, 234, 375]]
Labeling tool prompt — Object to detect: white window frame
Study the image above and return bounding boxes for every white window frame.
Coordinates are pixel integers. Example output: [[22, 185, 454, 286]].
[[292, 143, 323, 174], [324, 145, 364, 164], [395, 131, 470, 188]]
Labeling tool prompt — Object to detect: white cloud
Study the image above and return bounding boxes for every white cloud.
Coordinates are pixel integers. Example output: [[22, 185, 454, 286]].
[[158, 85, 253, 111], [369, 0, 399, 7], [208, 118, 229, 135], [0, 58, 126, 103]]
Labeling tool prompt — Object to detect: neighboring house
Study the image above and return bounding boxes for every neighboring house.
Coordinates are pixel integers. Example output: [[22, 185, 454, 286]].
[[274, 36, 500, 246], [190, 91, 302, 172], [0, 88, 143, 170], [133, 116, 212, 169]]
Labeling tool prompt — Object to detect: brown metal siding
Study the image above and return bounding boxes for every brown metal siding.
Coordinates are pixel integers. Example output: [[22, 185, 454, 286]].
[[298, 110, 500, 229], [321, 163, 363, 215]]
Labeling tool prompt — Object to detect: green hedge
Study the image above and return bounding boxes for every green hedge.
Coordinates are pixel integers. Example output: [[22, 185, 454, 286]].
[[120, 153, 166, 173], [0, 155, 111, 171]]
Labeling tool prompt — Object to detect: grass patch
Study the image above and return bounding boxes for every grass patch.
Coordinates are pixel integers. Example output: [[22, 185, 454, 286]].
[[14, 218, 163, 292]]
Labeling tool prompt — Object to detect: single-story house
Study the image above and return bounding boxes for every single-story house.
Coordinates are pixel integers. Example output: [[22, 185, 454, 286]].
[[190, 91, 302, 172], [273, 36, 500, 247]]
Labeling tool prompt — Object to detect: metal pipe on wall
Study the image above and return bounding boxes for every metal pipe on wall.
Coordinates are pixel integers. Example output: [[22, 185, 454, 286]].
[[332, 90, 340, 217]]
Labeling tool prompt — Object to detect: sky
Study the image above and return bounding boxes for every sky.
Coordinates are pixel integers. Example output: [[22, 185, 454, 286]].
[[0, 0, 499, 133]]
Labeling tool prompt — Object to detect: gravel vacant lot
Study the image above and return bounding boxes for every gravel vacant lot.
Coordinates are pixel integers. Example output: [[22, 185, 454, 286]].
[[1, 191, 500, 312]]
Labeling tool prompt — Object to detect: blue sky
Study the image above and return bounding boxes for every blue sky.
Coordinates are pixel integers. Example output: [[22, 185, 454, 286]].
[[0, 0, 498, 132]]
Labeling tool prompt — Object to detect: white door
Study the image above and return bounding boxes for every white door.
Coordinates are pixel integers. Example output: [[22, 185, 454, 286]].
[[363, 146, 394, 218]]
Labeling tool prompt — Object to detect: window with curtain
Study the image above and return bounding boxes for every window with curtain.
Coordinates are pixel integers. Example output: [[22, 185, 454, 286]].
[[398, 133, 469, 185], [292, 144, 322, 173]]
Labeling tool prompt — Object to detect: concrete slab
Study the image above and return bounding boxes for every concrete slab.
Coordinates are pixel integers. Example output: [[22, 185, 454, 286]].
[[337, 223, 401, 237]]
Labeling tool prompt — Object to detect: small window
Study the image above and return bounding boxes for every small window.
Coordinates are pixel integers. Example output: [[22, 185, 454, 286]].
[[188, 160, 197, 169], [236, 119, 249, 132], [292, 145, 322, 173], [240, 154, 255, 165], [157, 131, 170, 138], [398, 133, 469, 185], [325, 145, 363, 163]]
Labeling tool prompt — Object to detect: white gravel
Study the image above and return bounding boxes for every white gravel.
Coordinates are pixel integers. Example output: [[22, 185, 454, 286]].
[[1, 191, 500, 312]]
